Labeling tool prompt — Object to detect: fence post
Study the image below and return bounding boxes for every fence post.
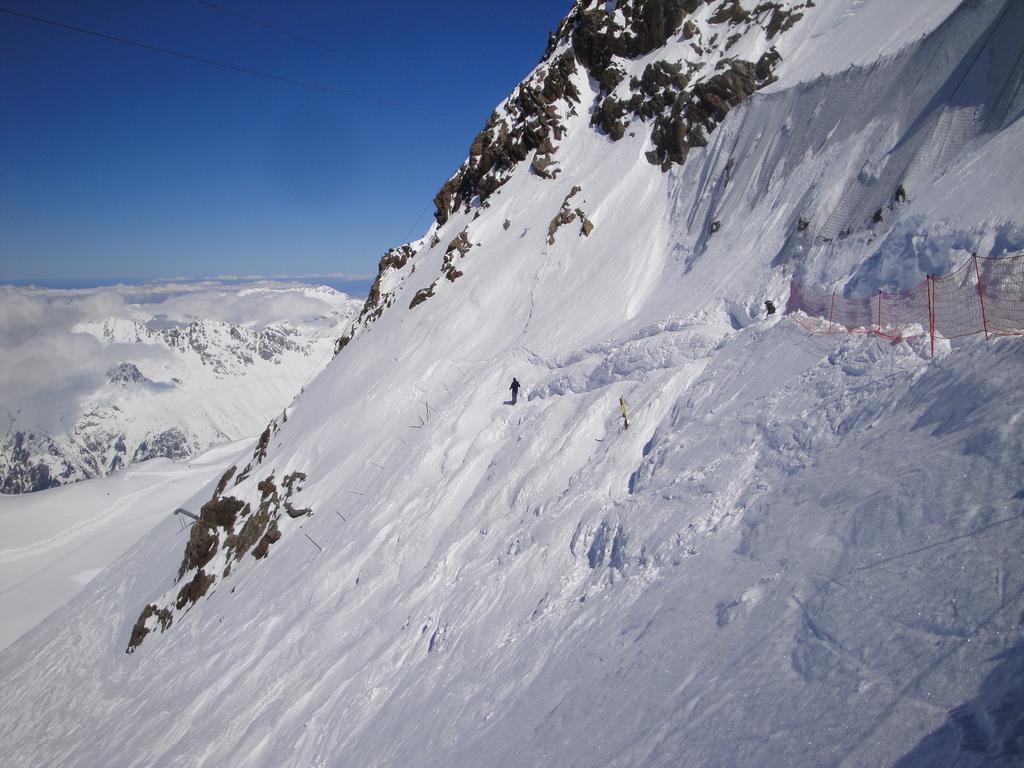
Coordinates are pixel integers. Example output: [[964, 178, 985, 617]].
[[828, 293, 835, 334], [876, 290, 882, 336], [927, 275, 935, 358], [972, 253, 990, 340]]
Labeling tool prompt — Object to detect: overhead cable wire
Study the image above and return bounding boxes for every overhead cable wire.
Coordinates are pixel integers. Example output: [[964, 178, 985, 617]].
[[190, 0, 459, 98], [0, 6, 443, 117], [192, 0, 356, 62]]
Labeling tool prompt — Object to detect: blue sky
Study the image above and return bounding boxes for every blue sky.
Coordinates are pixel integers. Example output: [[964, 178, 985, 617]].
[[0, 1, 569, 283]]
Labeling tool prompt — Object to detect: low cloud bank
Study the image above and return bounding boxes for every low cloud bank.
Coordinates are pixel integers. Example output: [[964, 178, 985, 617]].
[[0, 281, 352, 433]]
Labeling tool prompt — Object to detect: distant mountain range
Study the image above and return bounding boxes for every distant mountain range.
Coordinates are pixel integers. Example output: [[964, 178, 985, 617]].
[[0, 283, 360, 493]]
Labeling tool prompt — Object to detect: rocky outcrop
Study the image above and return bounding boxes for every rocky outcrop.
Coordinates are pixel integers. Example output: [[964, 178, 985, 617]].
[[234, 415, 282, 485], [132, 428, 193, 463], [360, 244, 417, 324], [107, 362, 154, 387], [336, 0, 808, 357], [547, 187, 594, 245], [566, 0, 801, 170], [127, 463, 313, 652], [409, 281, 437, 309], [433, 50, 581, 225], [0, 431, 74, 494], [125, 604, 172, 654], [442, 228, 475, 282]]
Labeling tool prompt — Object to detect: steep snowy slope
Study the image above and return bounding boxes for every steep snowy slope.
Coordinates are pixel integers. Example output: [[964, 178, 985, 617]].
[[0, 438, 253, 651], [0, 282, 361, 493], [2, 1, 1023, 766]]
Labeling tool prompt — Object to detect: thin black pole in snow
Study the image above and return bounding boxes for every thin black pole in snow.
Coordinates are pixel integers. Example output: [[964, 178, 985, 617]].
[[335, 511, 347, 521], [304, 533, 324, 552]]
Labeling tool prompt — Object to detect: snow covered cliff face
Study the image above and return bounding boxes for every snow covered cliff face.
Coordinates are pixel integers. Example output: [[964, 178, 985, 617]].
[[0, 283, 361, 494], [3, 1, 1024, 766]]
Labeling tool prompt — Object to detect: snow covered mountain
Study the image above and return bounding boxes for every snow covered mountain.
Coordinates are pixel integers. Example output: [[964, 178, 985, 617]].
[[3, 1, 1024, 766], [0, 282, 361, 494]]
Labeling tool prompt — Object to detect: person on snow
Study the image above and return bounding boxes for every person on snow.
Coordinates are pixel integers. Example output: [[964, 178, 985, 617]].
[[509, 377, 521, 405]]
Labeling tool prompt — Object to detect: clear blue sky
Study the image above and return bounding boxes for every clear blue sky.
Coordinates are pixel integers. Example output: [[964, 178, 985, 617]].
[[0, 1, 569, 283]]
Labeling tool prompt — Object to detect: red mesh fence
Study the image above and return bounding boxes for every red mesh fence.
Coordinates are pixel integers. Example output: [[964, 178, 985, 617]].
[[787, 252, 1024, 353], [979, 254, 1024, 334]]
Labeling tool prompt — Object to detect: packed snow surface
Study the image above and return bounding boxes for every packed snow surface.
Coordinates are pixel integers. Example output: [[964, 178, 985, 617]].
[[0, 439, 253, 651], [2, 1, 1024, 766]]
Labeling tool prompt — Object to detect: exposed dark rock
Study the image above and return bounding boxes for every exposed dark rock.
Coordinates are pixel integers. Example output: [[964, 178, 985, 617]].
[[107, 362, 153, 387], [592, 95, 629, 140], [442, 228, 474, 282], [200, 496, 246, 532], [132, 428, 191, 463], [433, 50, 580, 225], [252, 523, 282, 560], [175, 569, 215, 610], [409, 281, 437, 309], [548, 208, 578, 245], [176, 517, 219, 581], [531, 153, 560, 179], [548, 187, 592, 245], [258, 475, 278, 501], [761, 2, 807, 38], [0, 431, 67, 494], [333, 329, 353, 357], [361, 244, 417, 324], [213, 466, 236, 499], [503, 219, 511, 230], [709, 0, 749, 26], [126, 603, 173, 654], [284, 501, 312, 519], [235, 419, 279, 484], [225, 502, 271, 561], [281, 471, 305, 496], [645, 56, 778, 169]]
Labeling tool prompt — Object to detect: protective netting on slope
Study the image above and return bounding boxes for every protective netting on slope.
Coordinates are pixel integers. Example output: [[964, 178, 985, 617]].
[[787, 253, 1024, 350]]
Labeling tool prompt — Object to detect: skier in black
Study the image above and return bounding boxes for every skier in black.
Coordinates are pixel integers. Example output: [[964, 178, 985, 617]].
[[509, 377, 521, 405]]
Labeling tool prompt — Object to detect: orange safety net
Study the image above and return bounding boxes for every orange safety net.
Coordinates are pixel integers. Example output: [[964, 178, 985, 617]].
[[786, 252, 1024, 352]]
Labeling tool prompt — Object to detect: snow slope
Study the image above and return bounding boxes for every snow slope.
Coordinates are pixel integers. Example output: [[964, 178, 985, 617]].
[[0, 438, 253, 651], [2, 1, 1023, 766]]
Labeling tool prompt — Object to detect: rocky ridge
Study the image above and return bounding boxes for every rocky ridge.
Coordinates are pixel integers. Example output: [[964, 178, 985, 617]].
[[340, 0, 809, 350]]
